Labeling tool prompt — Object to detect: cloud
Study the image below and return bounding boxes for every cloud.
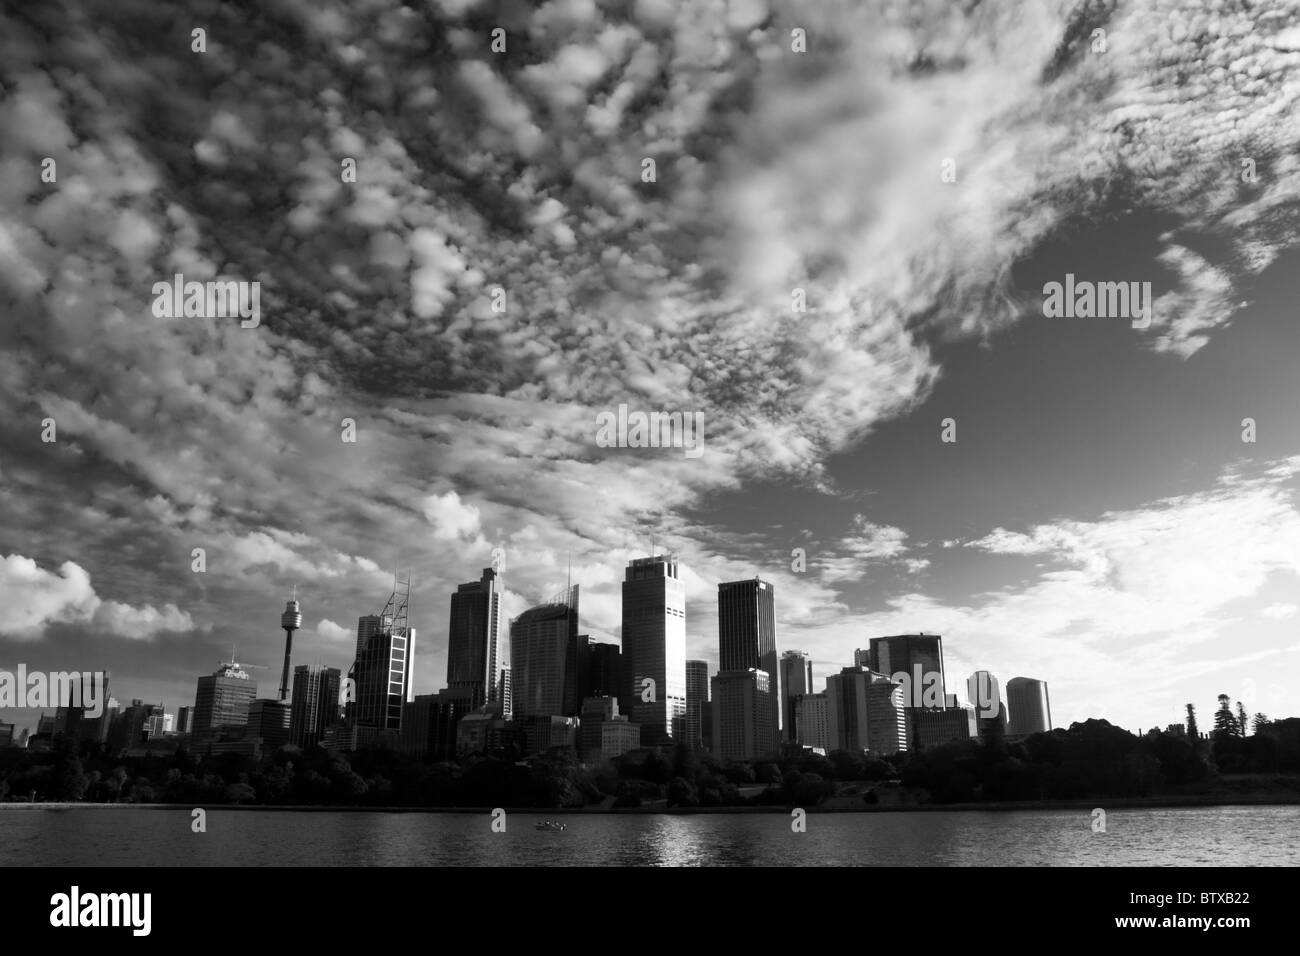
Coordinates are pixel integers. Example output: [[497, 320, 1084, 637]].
[[1261, 603, 1298, 620], [0, 554, 193, 640], [422, 491, 483, 543]]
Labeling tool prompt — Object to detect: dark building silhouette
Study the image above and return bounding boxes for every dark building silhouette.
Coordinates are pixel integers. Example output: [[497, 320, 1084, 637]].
[[446, 568, 502, 711], [718, 578, 779, 746]]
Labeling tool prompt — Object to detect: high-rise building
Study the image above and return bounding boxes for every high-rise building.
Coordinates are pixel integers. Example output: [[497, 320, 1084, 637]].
[[779, 650, 813, 743], [497, 663, 512, 720], [446, 568, 502, 711], [865, 634, 951, 747], [718, 578, 779, 745], [622, 555, 687, 747], [193, 660, 257, 739], [865, 634, 947, 701], [349, 577, 415, 733], [796, 692, 830, 751], [578, 695, 622, 762], [710, 669, 774, 761], [865, 680, 907, 755], [685, 659, 710, 750], [246, 699, 291, 751], [0, 723, 13, 748], [511, 585, 584, 718], [968, 671, 1008, 739], [289, 665, 343, 749], [1006, 677, 1052, 737], [589, 642, 622, 700], [175, 706, 195, 735], [825, 666, 907, 755]]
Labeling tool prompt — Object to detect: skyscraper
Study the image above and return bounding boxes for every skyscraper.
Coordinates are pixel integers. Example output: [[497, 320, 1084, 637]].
[[865, 635, 947, 700], [865, 679, 907, 755], [796, 692, 830, 750], [825, 666, 906, 755], [685, 659, 710, 750], [193, 659, 257, 739], [1006, 677, 1052, 737], [621, 555, 687, 746], [866, 634, 950, 747], [710, 669, 773, 761], [289, 664, 342, 749], [589, 642, 622, 700], [511, 585, 583, 718], [779, 650, 813, 743], [446, 568, 502, 711], [350, 577, 415, 732], [969, 670, 1008, 739], [684, 659, 712, 750], [498, 663, 512, 720], [718, 578, 779, 744]]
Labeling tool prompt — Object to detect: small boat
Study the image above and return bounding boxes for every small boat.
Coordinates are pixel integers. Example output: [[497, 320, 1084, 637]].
[[535, 820, 566, 831]]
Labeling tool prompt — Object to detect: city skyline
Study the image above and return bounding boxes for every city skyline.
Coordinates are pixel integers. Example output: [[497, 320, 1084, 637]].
[[0, 549, 1134, 742]]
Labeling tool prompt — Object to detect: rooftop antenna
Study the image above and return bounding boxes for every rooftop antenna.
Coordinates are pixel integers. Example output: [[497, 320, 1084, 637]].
[[567, 551, 572, 590]]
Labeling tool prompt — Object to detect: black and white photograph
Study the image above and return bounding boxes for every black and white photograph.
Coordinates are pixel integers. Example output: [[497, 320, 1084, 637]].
[[0, 0, 1296, 928]]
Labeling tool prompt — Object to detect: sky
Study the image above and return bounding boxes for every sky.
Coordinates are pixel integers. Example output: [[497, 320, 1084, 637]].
[[2, 0, 1299, 736]]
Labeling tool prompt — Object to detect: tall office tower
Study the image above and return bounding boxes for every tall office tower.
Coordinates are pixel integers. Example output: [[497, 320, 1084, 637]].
[[866, 634, 947, 700], [278, 590, 303, 702], [825, 666, 870, 752], [446, 568, 502, 711], [175, 706, 195, 735], [718, 578, 779, 744], [1006, 677, 1052, 737], [589, 642, 623, 700], [852, 648, 872, 669], [622, 555, 687, 746], [497, 664, 512, 720], [780, 650, 814, 743], [796, 692, 830, 751], [289, 664, 343, 749], [193, 659, 258, 739], [968, 670, 1008, 739], [350, 576, 416, 732], [865, 680, 907, 755], [710, 669, 773, 761], [511, 585, 584, 718], [568, 633, 592, 718], [685, 659, 710, 750], [825, 666, 906, 755]]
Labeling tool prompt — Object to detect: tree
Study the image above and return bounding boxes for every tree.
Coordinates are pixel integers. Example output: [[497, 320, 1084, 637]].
[[666, 776, 699, 808], [1212, 695, 1236, 740], [1235, 702, 1249, 738], [1252, 713, 1270, 735], [1185, 704, 1200, 751]]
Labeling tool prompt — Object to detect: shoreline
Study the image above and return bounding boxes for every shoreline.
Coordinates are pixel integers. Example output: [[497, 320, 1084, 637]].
[[4, 793, 1299, 814]]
